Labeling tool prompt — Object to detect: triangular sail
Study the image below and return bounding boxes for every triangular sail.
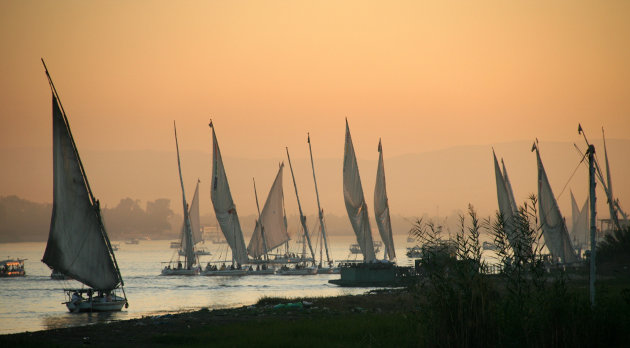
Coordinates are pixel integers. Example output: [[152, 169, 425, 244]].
[[181, 180, 201, 253], [535, 145, 578, 263], [569, 194, 589, 248], [190, 180, 202, 244], [174, 123, 195, 269], [209, 123, 249, 265], [374, 139, 396, 260], [343, 120, 376, 262], [493, 151, 518, 248], [247, 164, 290, 258], [502, 159, 519, 214], [570, 191, 580, 228], [602, 130, 628, 225], [43, 94, 120, 290]]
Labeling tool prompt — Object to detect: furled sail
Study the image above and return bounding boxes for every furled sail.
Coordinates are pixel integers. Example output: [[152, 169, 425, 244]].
[[174, 122, 195, 269], [534, 145, 578, 263], [209, 123, 249, 265], [181, 180, 201, 253], [493, 151, 519, 247], [247, 164, 290, 259], [343, 120, 376, 262], [374, 139, 396, 260], [43, 94, 120, 290]]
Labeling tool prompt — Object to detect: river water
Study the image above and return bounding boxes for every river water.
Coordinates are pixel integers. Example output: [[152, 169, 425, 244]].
[[0, 235, 418, 334]]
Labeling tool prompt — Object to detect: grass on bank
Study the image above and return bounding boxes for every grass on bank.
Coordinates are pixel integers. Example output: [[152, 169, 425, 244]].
[[151, 313, 416, 348]]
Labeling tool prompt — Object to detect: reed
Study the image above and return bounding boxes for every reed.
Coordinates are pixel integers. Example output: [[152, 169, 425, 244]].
[[409, 198, 630, 347]]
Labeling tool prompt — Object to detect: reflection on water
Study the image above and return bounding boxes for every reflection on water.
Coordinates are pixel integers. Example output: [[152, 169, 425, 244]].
[[42, 311, 129, 331], [0, 235, 431, 334]]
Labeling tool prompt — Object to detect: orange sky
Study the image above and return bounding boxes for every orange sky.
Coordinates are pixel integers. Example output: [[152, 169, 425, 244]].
[[1, 1, 629, 217]]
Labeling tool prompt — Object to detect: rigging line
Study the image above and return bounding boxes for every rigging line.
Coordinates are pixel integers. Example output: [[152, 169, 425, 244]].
[[556, 150, 589, 201]]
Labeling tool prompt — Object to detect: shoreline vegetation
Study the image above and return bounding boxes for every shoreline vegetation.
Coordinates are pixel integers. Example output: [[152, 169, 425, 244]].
[[3, 202, 630, 346], [1, 277, 630, 347]]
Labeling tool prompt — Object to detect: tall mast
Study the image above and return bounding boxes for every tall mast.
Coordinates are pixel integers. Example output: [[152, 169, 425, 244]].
[[253, 178, 269, 261], [42, 59, 125, 299], [286, 147, 316, 265], [174, 122, 195, 269], [308, 133, 331, 265], [578, 125, 622, 231], [588, 144, 597, 307]]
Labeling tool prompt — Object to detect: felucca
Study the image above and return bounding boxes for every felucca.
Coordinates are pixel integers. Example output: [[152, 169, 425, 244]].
[[307, 133, 339, 274], [330, 120, 398, 286], [41, 59, 128, 312], [204, 121, 251, 276], [161, 122, 200, 275], [247, 164, 291, 273], [533, 141, 579, 263]]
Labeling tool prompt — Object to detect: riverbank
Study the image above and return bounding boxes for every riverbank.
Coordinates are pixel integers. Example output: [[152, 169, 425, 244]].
[[0, 289, 416, 347]]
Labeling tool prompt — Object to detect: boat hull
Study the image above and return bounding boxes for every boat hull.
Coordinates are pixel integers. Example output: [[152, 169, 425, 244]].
[[248, 269, 276, 275], [329, 262, 406, 287], [278, 267, 317, 275], [317, 267, 340, 274], [161, 268, 199, 276], [201, 269, 248, 276], [50, 270, 72, 280], [66, 297, 126, 313], [0, 270, 25, 277]]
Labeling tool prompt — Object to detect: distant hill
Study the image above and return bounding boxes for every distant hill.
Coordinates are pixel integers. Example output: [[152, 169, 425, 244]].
[[1, 139, 628, 225]]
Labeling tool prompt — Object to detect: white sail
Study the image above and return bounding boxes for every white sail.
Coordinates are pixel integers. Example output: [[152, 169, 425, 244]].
[[374, 139, 396, 260], [534, 145, 578, 263], [43, 94, 120, 290], [602, 130, 628, 225], [343, 120, 376, 262], [493, 151, 518, 247], [181, 180, 201, 253], [190, 180, 202, 244], [209, 123, 249, 265], [248, 164, 290, 259], [502, 159, 519, 214], [570, 192, 589, 248], [570, 191, 580, 228], [174, 123, 195, 269]]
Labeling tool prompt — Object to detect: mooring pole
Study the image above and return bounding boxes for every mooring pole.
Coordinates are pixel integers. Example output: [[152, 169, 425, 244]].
[[588, 144, 597, 307]]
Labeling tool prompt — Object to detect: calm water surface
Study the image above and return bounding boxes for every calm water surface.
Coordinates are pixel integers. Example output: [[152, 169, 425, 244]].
[[0, 235, 420, 334]]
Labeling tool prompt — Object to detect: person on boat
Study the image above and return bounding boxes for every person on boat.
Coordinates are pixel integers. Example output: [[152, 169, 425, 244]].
[[220, 263, 226, 270], [256, 265, 260, 271], [177, 261, 182, 269], [71, 291, 82, 304]]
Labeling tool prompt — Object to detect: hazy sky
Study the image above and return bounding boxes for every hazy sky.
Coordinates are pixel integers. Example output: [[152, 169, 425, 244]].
[[1, 1, 629, 217]]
